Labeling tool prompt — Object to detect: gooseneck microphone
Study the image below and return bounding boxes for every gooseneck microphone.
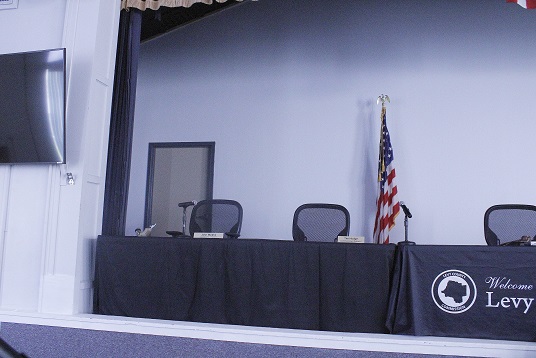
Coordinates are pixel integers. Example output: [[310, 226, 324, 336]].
[[178, 200, 197, 208], [400, 201, 412, 218], [398, 200, 415, 245]]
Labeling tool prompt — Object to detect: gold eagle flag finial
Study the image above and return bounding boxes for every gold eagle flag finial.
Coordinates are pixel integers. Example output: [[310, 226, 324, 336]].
[[377, 94, 390, 107]]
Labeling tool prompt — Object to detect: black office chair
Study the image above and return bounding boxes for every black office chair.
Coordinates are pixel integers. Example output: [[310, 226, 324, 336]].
[[292, 203, 350, 242], [189, 199, 243, 238], [484, 204, 536, 246]]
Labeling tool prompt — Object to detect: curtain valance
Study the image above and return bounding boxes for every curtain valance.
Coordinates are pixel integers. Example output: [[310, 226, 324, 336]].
[[121, 0, 242, 11]]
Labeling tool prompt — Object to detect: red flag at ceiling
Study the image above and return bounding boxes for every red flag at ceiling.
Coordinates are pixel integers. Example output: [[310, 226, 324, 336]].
[[507, 0, 536, 9]]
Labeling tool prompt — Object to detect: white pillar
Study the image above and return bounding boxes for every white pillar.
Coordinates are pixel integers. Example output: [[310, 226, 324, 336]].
[[39, 0, 121, 314]]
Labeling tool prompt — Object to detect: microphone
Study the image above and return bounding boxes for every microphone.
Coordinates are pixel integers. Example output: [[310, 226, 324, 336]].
[[178, 200, 197, 208], [400, 201, 412, 218]]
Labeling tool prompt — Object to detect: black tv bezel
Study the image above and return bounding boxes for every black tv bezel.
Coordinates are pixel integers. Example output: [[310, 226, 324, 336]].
[[0, 47, 67, 165]]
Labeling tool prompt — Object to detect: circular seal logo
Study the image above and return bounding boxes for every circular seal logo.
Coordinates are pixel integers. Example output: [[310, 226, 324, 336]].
[[431, 269, 477, 314]]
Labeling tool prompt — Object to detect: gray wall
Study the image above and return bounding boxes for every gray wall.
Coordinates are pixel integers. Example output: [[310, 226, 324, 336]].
[[126, 0, 536, 244]]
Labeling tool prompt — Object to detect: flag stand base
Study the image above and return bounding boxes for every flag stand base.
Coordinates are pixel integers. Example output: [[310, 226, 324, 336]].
[[398, 240, 415, 245]]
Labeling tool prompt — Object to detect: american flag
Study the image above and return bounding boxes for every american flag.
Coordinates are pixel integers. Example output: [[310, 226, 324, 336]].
[[507, 0, 536, 9], [373, 106, 400, 244]]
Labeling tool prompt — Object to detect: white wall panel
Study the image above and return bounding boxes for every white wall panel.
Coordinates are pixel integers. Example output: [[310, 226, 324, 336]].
[[0, 166, 51, 310], [0, 0, 119, 314], [0, 1, 67, 311], [0, 0, 65, 54], [50, 0, 120, 314], [72, 0, 120, 314]]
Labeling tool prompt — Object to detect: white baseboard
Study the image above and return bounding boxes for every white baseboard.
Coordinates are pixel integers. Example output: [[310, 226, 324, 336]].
[[0, 311, 534, 357]]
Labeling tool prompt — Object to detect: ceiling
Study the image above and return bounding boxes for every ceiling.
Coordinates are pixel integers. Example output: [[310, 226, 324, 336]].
[[141, 1, 244, 42]]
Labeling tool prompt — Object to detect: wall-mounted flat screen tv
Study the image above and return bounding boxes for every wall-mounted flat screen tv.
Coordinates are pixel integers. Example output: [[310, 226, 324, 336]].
[[0, 48, 66, 164]]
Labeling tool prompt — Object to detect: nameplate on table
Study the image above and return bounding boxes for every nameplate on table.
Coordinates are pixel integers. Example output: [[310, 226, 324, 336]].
[[193, 232, 224, 239], [336, 236, 365, 243]]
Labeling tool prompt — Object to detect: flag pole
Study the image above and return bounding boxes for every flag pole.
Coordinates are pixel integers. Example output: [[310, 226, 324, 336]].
[[375, 95, 414, 245], [376, 94, 389, 182], [373, 94, 401, 244]]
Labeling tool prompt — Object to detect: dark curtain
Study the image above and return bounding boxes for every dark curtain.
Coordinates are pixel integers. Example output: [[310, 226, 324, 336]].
[[102, 9, 142, 236]]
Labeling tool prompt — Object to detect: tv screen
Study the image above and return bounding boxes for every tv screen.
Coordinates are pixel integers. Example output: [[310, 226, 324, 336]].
[[0, 48, 66, 164]]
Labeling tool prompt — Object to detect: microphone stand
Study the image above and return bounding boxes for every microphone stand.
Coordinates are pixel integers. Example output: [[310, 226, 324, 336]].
[[398, 203, 415, 246]]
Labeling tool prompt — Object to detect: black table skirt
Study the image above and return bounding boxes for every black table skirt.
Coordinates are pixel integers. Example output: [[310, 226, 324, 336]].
[[94, 236, 396, 333], [387, 244, 536, 342]]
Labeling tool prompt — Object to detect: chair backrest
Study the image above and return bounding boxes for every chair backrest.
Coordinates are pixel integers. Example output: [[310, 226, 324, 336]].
[[292, 203, 350, 242], [189, 199, 243, 238], [484, 204, 536, 246]]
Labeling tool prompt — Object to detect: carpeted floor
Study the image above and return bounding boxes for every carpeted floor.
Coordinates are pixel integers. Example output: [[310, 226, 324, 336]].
[[0, 322, 472, 358]]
